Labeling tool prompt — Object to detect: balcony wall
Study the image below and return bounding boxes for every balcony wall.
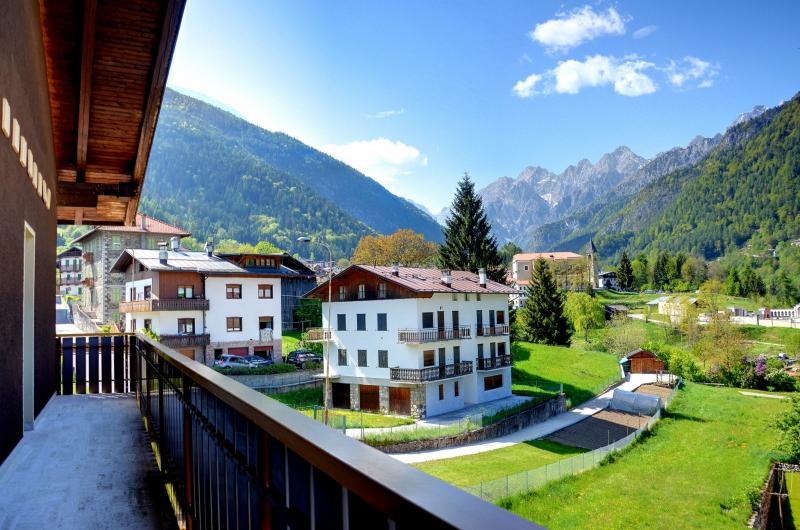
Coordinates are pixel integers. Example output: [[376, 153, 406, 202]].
[[397, 325, 472, 344], [119, 298, 209, 313], [390, 361, 474, 383]]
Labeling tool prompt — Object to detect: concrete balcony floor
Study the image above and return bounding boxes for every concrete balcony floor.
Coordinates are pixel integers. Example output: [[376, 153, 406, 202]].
[[0, 395, 175, 530]]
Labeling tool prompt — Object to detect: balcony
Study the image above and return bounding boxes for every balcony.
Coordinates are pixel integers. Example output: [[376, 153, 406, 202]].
[[13, 333, 534, 529], [158, 333, 210, 348], [477, 354, 513, 370], [306, 327, 332, 341], [477, 323, 510, 337], [390, 361, 474, 383], [259, 327, 274, 342], [397, 325, 472, 344], [118, 298, 210, 313]]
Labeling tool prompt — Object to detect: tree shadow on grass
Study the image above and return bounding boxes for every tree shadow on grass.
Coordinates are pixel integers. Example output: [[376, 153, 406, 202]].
[[661, 410, 706, 423], [523, 439, 587, 456]]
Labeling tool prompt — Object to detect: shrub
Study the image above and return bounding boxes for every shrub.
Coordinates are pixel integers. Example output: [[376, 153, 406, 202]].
[[213, 363, 297, 376], [777, 397, 800, 463]]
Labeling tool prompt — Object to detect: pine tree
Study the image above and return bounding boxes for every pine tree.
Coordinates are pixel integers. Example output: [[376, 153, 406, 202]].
[[653, 252, 670, 289], [617, 251, 633, 290], [438, 173, 506, 281], [776, 270, 798, 306], [725, 268, 741, 297], [519, 259, 570, 346]]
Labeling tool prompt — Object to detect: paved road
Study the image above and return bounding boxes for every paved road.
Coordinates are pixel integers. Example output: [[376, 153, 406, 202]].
[[392, 374, 659, 464]]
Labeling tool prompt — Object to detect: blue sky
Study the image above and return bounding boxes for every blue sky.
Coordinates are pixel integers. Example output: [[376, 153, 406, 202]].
[[166, 0, 800, 213]]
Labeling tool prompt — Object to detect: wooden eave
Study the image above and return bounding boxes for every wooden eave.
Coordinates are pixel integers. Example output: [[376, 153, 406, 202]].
[[39, 0, 186, 225]]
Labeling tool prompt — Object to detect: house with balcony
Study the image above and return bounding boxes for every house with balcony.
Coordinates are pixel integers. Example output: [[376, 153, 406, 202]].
[[304, 265, 515, 418], [510, 247, 597, 308], [73, 213, 191, 325], [56, 246, 83, 296], [113, 245, 283, 364]]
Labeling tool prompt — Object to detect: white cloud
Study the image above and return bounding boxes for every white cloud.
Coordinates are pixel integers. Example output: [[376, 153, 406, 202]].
[[664, 56, 719, 89], [513, 73, 543, 98], [320, 138, 427, 185], [366, 108, 406, 119], [514, 55, 656, 98], [632, 25, 658, 39], [530, 6, 626, 52]]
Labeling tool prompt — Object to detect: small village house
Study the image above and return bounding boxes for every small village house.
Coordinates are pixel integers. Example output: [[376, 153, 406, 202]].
[[56, 246, 83, 297]]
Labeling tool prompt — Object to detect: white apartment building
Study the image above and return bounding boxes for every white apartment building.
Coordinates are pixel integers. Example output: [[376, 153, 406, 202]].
[[304, 265, 515, 418], [57, 246, 83, 296], [112, 246, 282, 364]]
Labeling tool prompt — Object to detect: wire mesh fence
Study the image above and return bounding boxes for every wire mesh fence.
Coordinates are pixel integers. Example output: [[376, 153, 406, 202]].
[[463, 378, 682, 503]]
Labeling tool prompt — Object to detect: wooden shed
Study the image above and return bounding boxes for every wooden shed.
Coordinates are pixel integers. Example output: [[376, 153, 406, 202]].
[[624, 349, 666, 374]]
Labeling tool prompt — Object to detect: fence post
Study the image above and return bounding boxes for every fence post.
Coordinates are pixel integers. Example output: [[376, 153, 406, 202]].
[[342, 415, 346, 435]]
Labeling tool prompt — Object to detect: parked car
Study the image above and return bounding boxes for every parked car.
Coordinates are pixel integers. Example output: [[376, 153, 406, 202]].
[[242, 355, 273, 367], [286, 349, 323, 369], [213, 354, 256, 370]]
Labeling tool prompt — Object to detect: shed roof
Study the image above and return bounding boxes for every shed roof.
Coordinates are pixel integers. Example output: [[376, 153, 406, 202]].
[[624, 349, 658, 360]]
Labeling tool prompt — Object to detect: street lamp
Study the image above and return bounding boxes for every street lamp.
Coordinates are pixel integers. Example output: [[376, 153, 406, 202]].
[[297, 236, 333, 425]]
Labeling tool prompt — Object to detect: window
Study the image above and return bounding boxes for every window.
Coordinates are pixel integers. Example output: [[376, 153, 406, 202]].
[[214, 348, 223, 359], [226, 284, 242, 299], [143, 319, 151, 330], [454, 381, 459, 397], [453, 346, 460, 364], [422, 312, 434, 329], [358, 349, 367, 367], [423, 350, 435, 367], [464, 293, 469, 301], [130, 319, 137, 332], [144, 285, 151, 300], [337, 314, 346, 331], [258, 284, 273, 299], [177, 285, 193, 299], [378, 350, 388, 368], [490, 342, 497, 358], [246, 258, 255, 267], [378, 283, 387, 299], [338, 285, 347, 301], [111, 235, 122, 250], [524, 265, 529, 271], [129, 287, 136, 301], [226, 317, 242, 332], [178, 318, 195, 334], [357, 284, 366, 300], [356, 313, 366, 331], [377, 313, 387, 331], [476, 293, 482, 301], [498, 341, 506, 357], [338, 349, 347, 366], [497, 310, 505, 325], [477, 343, 484, 359], [438, 384, 444, 401], [111, 288, 121, 304], [484, 374, 503, 391], [452, 293, 457, 301]]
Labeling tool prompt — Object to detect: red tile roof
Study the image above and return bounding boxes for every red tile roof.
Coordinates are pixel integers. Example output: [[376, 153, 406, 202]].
[[72, 214, 190, 243], [514, 251, 585, 261]]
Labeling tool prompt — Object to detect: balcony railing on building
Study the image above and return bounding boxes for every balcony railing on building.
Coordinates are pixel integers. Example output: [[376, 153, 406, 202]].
[[58, 263, 82, 272], [477, 323, 510, 337], [477, 354, 513, 370], [52, 332, 532, 529], [158, 333, 210, 348], [397, 325, 472, 344], [306, 328, 332, 341], [118, 297, 210, 313], [390, 361, 473, 383], [258, 328, 274, 342]]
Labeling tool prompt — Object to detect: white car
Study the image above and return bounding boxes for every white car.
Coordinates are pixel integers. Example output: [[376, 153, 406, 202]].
[[213, 354, 256, 369]]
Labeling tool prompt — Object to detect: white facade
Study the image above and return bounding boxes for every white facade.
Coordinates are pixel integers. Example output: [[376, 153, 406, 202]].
[[321, 292, 512, 418], [205, 276, 282, 344], [58, 254, 83, 296]]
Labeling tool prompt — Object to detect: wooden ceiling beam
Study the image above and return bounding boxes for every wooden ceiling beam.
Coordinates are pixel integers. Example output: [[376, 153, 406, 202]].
[[125, 0, 186, 225], [76, 0, 98, 183]]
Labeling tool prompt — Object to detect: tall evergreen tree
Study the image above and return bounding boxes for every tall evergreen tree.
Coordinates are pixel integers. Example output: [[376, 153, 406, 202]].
[[438, 173, 506, 281], [617, 251, 633, 290], [725, 268, 742, 296], [518, 259, 570, 346], [653, 252, 670, 289]]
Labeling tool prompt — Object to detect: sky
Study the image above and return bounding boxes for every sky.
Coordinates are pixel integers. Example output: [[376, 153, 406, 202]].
[[166, 1, 800, 214]]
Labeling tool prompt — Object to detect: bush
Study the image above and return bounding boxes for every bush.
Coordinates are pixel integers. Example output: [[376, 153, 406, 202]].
[[777, 397, 800, 463], [662, 347, 704, 382], [213, 363, 297, 376], [303, 361, 323, 370], [765, 369, 796, 392]]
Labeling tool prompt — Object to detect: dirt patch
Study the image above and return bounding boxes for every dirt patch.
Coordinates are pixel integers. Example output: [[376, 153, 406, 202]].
[[635, 384, 674, 400], [544, 409, 651, 450]]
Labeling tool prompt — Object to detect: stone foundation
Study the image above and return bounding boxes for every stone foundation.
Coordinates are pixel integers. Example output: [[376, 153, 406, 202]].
[[349, 383, 361, 411], [410, 385, 426, 418], [378, 386, 389, 414]]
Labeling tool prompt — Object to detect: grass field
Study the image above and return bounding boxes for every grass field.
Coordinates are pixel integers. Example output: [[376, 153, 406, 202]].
[[512, 342, 620, 406], [500, 383, 788, 529], [414, 440, 585, 488], [786, 471, 800, 527], [282, 330, 302, 355], [594, 290, 662, 310]]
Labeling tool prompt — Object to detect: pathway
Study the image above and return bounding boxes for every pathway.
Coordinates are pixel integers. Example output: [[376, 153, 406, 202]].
[[392, 373, 658, 464]]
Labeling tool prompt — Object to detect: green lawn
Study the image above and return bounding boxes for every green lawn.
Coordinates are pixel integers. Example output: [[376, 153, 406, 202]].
[[414, 440, 585, 488], [786, 471, 800, 527], [500, 383, 788, 529], [594, 290, 663, 310], [282, 330, 302, 355], [512, 342, 620, 406]]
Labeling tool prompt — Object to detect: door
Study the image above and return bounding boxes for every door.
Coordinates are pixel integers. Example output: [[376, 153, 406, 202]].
[[452, 311, 460, 336], [332, 383, 351, 409], [227, 347, 249, 356], [254, 347, 273, 360], [489, 310, 496, 334], [437, 311, 445, 340], [476, 310, 483, 336], [389, 387, 411, 415], [179, 349, 195, 359], [438, 347, 446, 378], [359, 385, 380, 412]]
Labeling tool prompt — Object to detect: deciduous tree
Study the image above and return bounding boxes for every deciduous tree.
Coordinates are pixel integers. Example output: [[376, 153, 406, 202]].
[[564, 292, 604, 341], [351, 229, 438, 267]]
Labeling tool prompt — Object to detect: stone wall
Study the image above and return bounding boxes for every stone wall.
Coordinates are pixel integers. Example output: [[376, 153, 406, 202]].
[[377, 394, 567, 454], [379, 386, 389, 414], [410, 384, 426, 418], [225, 369, 322, 391], [349, 383, 361, 410]]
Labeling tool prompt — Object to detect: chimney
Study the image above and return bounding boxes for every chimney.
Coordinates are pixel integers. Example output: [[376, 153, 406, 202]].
[[478, 267, 487, 287], [441, 269, 451, 287], [170, 236, 180, 251], [391, 263, 400, 276], [158, 242, 168, 265], [204, 240, 214, 257]]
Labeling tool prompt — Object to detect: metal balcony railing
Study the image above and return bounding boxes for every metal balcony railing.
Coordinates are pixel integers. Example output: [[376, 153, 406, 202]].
[[118, 298, 210, 313], [259, 328, 274, 342], [397, 325, 472, 344], [477, 323, 510, 337], [390, 361, 474, 383], [477, 354, 513, 370]]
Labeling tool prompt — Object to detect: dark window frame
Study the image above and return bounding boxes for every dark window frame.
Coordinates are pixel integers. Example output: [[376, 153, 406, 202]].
[[422, 312, 434, 329], [338, 349, 347, 366], [378, 350, 388, 368], [484, 374, 503, 391], [337, 314, 346, 331], [178, 318, 195, 334], [258, 284, 273, 299], [358, 349, 367, 367], [377, 313, 388, 331], [226, 284, 242, 299], [226, 316, 243, 332], [356, 313, 366, 331]]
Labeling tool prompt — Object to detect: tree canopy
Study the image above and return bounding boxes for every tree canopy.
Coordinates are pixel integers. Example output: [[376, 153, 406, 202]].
[[518, 259, 570, 346], [351, 229, 438, 267]]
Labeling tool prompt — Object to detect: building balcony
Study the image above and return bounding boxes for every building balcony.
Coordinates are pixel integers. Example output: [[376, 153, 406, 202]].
[[390, 361, 473, 383], [16, 333, 533, 529], [158, 333, 210, 348], [118, 297, 210, 313], [397, 325, 472, 344], [259, 328, 274, 342], [306, 327, 332, 341], [58, 264, 82, 272], [477, 354, 513, 370], [477, 324, 510, 337]]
